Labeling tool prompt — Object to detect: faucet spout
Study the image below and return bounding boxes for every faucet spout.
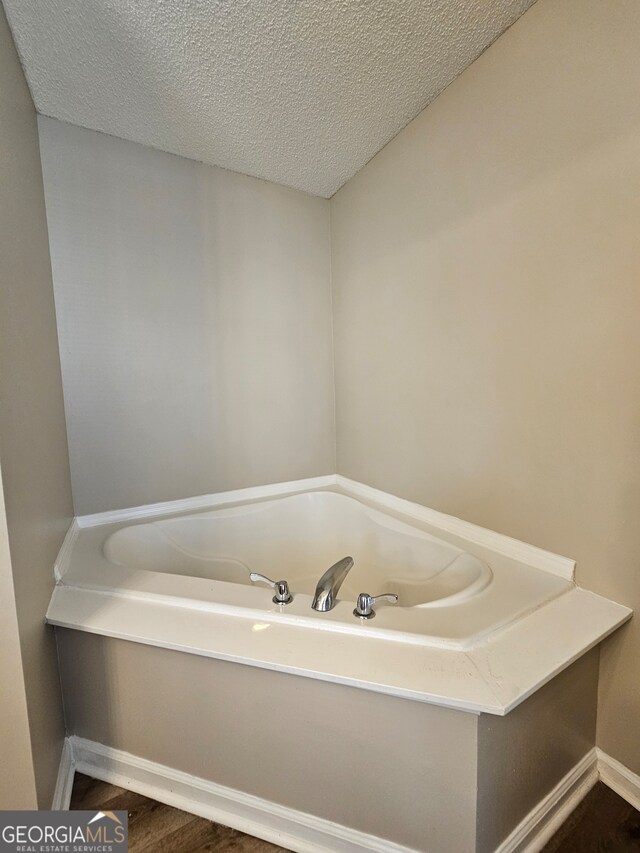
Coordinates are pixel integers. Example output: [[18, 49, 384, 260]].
[[311, 556, 354, 612]]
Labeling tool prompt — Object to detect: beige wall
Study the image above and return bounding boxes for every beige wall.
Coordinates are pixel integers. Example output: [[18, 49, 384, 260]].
[[331, 0, 640, 774], [0, 3, 74, 806], [0, 464, 38, 809], [38, 117, 335, 515], [57, 630, 479, 852], [476, 649, 598, 852]]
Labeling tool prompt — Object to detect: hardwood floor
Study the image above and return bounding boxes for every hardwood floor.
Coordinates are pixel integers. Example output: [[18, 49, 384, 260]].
[[70, 773, 640, 851], [541, 782, 640, 852], [70, 773, 291, 852]]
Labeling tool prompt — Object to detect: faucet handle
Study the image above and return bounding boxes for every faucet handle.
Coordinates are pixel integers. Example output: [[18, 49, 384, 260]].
[[353, 592, 398, 620], [249, 572, 293, 605]]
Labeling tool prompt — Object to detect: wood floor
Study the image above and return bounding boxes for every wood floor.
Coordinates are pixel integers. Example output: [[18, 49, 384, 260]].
[[71, 773, 640, 851], [70, 773, 290, 852], [541, 782, 640, 852]]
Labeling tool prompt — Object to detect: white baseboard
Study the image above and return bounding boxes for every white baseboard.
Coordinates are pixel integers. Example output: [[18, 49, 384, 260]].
[[54, 737, 640, 851], [68, 736, 421, 853], [495, 748, 599, 853], [51, 737, 75, 810], [597, 748, 640, 812]]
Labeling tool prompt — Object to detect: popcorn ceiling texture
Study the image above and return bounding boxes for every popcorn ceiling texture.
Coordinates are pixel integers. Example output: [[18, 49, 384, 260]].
[[5, 0, 535, 197]]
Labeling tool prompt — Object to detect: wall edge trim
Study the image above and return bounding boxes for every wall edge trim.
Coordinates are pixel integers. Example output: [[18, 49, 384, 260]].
[[335, 476, 575, 580], [76, 476, 338, 528], [67, 735, 422, 853], [495, 747, 598, 852], [51, 738, 75, 810], [597, 748, 640, 811], [54, 518, 80, 581]]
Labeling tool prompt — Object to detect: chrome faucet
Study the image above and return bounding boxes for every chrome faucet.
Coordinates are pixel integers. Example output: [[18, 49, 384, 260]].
[[353, 591, 398, 620], [311, 556, 354, 612], [250, 572, 292, 605]]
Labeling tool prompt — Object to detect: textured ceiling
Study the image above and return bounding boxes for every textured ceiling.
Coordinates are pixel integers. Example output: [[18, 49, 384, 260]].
[[5, 0, 536, 197]]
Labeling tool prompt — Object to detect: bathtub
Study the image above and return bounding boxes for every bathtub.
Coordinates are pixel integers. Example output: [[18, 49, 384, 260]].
[[47, 475, 631, 714]]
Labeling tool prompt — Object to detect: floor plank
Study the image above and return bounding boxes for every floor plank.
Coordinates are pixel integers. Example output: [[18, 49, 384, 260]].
[[70, 773, 290, 852], [69, 774, 131, 810], [542, 782, 640, 852]]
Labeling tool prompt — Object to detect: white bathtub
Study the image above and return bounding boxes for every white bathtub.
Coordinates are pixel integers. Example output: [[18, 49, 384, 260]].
[[105, 489, 494, 610], [47, 476, 631, 714]]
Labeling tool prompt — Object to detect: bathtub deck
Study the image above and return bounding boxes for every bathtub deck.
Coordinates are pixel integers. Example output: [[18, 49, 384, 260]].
[[46, 581, 631, 716]]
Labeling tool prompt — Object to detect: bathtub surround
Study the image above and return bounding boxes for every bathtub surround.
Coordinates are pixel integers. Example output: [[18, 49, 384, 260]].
[[331, 0, 640, 779], [46, 469, 627, 849], [56, 631, 598, 853], [46, 476, 630, 715], [0, 4, 74, 807], [38, 116, 335, 516], [475, 655, 597, 853]]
